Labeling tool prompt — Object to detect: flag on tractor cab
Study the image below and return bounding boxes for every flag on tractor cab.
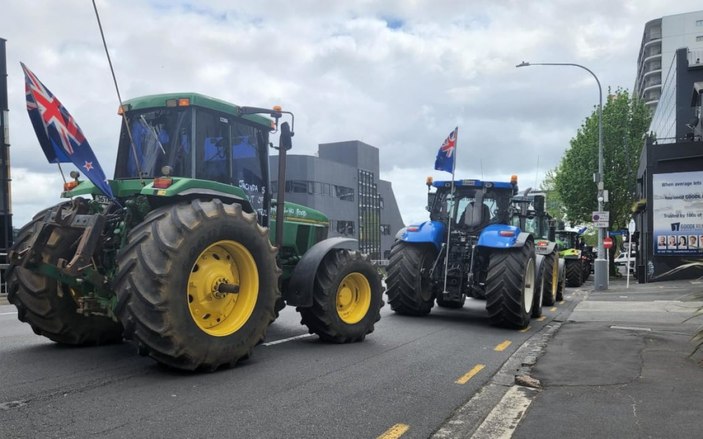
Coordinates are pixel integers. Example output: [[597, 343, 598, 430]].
[[434, 127, 458, 173], [21, 63, 115, 199]]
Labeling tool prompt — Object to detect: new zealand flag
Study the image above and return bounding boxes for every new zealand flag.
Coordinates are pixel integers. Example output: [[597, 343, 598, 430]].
[[21, 63, 115, 199], [434, 127, 458, 174]]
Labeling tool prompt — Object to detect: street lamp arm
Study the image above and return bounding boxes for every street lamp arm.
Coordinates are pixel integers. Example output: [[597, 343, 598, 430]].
[[516, 60, 608, 290], [516, 62, 602, 99]]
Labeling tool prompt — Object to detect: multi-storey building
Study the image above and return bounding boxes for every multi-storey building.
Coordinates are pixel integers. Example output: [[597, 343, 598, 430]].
[[634, 11, 703, 113], [270, 140, 404, 261]]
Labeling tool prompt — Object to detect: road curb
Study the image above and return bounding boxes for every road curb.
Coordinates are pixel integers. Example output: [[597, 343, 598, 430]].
[[431, 288, 588, 438]]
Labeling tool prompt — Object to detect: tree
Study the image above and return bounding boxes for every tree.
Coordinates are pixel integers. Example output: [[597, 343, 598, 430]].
[[553, 89, 651, 231], [552, 89, 651, 271], [539, 168, 564, 222]]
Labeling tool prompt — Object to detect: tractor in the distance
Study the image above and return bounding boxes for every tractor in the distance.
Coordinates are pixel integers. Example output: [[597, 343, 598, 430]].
[[7, 92, 384, 371], [386, 176, 538, 329], [555, 229, 592, 287], [509, 191, 565, 306]]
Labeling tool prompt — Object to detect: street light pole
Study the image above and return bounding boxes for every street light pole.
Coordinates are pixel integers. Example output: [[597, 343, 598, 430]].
[[516, 61, 608, 291]]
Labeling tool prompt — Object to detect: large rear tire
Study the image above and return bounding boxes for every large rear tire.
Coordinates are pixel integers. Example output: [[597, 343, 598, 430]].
[[7, 204, 123, 345], [565, 258, 583, 287], [386, 242, 436, 316], [485, 240, 536, 329], [541, 252, 559, 306], [298, 250, 383, 343], [114, 199, 279, 371]]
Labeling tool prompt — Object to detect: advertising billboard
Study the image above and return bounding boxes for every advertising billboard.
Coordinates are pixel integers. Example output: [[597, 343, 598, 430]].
[[652, 171, 703, 256]]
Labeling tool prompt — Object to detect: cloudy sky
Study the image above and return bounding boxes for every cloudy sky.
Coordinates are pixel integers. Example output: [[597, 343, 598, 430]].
[[1, 1, 701, 228]]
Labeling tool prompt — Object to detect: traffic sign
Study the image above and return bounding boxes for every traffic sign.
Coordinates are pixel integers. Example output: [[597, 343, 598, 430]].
[[592, 211, 609, 228], [604, 236, 613, 249]]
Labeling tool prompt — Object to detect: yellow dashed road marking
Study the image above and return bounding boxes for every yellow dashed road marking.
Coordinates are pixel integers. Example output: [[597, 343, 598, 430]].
[[456, 364, 485, 384], [377, 423, 409, 439], [559, 300, 565, 305], [537, 316, 546, 321], [549, 307, 557, 312], [519, 326, 531, 333], [494, 340, 512, 351]]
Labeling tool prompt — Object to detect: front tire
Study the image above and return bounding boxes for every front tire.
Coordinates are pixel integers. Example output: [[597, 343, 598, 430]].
[[485, 240, 536, 329], [298, 250, 383, 343], [7, 203, 123, 345], [386, 242, 436, 316], [565, 259, 583, 287], [114, 199, 279, 371]]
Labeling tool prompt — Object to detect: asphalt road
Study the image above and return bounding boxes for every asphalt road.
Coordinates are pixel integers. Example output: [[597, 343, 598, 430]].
[[0, 291, 580, 439]]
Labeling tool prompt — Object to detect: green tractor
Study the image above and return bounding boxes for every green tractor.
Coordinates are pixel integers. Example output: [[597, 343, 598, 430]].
[[509, 192, 565, 306], [7, 93, 384, 371], [555, 230, 591, 287]]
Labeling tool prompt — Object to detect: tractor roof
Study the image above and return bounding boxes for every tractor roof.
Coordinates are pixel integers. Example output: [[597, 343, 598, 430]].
[[432, 179, 514, 190], [122, 92, 272, 129]]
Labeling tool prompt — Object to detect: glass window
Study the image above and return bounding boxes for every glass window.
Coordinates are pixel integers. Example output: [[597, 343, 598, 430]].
[[115, 108, 192, 178], [286, 180, 308, 193], [193, 109, 269, 221], [696, 19, 703, 26], [337, 220, 355, 235], [335, 185, 355, 201]]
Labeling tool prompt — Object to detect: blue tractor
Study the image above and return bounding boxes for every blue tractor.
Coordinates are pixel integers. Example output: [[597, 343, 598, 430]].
[[386, 176, 538, 329]]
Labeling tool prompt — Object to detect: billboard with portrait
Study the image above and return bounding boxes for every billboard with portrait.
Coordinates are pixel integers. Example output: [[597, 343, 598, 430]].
[[652, 171, 703, 256]]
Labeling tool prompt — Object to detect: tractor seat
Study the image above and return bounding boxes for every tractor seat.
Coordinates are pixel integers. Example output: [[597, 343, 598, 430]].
[[461, 202, 491, 231]]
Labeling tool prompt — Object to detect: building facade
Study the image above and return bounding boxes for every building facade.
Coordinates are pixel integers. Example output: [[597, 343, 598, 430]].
[[634, 47, 703, 282], [634, 11, 703, 113], [270, 140, 405, 261]]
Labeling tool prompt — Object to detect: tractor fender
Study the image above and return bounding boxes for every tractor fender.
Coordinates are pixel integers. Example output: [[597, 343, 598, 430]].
[[534, 239, 557, 255], [478, 225, 531, 248], [284, 237, 358, 307], [397, 220, 446, 252]]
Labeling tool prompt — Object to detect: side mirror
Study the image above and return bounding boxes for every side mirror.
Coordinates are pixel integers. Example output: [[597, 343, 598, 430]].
[[279, 122, 293, 150], [426, 192, 436, 212]]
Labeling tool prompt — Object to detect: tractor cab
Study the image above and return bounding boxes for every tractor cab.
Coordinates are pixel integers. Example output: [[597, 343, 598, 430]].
[[555, 230, 580, 250], [427, 178, 517, 231], [509, 192, 552, 240], [113, 93, 274, 223]]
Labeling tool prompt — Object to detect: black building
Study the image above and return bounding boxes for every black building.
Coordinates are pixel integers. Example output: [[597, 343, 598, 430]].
[[634, 47, 703, 282], [270, 140, 404, 261]]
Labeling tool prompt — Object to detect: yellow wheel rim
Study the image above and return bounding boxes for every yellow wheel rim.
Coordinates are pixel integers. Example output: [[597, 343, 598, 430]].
[[336, 272, 371, 324], [187, 240, 258, 337]]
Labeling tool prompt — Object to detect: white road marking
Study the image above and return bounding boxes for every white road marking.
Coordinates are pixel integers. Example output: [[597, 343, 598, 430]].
[[261, 333, 314, 346], [0, 311, 17, 316], [610, 325, 652, 332], [471, 385, 538, 439]]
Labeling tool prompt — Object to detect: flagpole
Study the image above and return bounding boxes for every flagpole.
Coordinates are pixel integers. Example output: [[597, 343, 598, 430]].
[[442, 127, 458, 296]]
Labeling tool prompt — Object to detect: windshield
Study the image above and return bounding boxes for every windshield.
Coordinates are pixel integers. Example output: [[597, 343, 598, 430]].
[[555, 231, 577, 248], [115, 108, 192, 179], [431, 186, 512, 226]]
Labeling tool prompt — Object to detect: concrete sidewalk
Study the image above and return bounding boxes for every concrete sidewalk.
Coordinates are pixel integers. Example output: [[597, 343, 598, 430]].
[[512, 277, 703, 439]]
